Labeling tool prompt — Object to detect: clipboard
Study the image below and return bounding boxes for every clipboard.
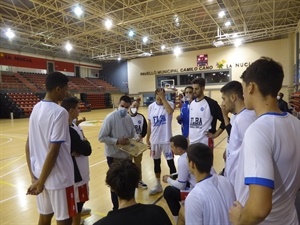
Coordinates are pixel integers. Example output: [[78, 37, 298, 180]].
[[117, 139, 149, 157]]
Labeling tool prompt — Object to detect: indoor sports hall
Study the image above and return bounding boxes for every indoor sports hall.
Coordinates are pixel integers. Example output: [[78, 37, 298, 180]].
[[0, 0, 300, 225]]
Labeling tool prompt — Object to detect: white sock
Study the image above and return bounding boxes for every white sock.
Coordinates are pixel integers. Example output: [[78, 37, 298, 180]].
[[156, 178, 161, 186], [173, 216, 178, 223]]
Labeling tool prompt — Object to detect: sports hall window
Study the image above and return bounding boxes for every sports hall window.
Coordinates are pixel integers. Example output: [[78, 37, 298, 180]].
[[179, 73, 202, 86], [204, 70, 230, 84]]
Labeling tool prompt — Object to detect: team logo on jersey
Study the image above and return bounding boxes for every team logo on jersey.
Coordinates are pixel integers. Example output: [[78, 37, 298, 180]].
[[153, 115, 166, 126], [134, 125, 142, 134], [138, 120, 141, 124], [200, 107, 204, 111], [190, 117, 202, 128]]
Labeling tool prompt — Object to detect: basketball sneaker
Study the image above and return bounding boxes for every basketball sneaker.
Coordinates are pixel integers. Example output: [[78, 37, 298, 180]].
[[81, 207, 91, 215], [138, 180, 148, 189], [149, 185, 163, 195]]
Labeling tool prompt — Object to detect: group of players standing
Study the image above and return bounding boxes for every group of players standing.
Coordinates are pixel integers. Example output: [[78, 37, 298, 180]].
[[26, 56, 300, 225]]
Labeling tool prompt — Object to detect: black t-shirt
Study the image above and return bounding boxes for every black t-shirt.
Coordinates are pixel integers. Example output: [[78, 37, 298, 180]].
[[93, 203, 172, 225]]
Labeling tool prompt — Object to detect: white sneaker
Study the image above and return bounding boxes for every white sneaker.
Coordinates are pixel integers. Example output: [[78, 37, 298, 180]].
[[138, 181, 148, 189], [149, 185, 163, 195], [81, 207, 91, 215]]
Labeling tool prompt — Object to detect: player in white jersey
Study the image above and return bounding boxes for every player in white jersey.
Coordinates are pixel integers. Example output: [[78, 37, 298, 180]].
[[162, 135, 196, 224], [220, 81, 256, 185], [189, 78, 225, 147], [128, 100, 148, 188], [146, 88, 176, 195], [229, 57, 300, 225], [26, 72, 75, 225], [185, 143, 236, 225], [61, 97, 92, 225]]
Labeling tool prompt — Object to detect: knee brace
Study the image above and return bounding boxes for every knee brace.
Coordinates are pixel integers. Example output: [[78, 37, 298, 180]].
[[154, 158, 161, 174]]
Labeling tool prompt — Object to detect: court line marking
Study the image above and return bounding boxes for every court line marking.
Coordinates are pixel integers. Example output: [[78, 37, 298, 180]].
[[0, 137, 13, 146], [0, 162, 26, 178], [0, 194, 19, 204]]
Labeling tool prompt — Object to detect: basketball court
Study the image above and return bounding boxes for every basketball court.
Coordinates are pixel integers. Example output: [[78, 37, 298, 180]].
[[0, 107, 227, 225]]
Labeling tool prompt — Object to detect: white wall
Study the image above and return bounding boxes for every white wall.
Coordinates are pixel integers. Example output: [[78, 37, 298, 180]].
[[128, 36, 294, 94]]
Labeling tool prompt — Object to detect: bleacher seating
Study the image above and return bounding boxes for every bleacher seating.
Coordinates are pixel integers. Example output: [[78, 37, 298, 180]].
[[85, 78, 119, 92], [0, 74, 30, 92], [21, 73, 46, 92]]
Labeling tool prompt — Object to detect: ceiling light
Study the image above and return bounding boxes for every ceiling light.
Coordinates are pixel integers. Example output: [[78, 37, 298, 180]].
[[117, 56, 121, 61], [142, 36, 148, 43], [74, 5, 83, 17], [105, 19, 113, 29], [213, 40, 224, 47], [232, 33, 238, 38], [225, 21, 231, 27], [65, 42, 73, 51], [5, 28, 15, 39], [173, 46, 182, 56], [218, 11, 225, 18], [128, 30, 134, 37], [161, 45, 166, 51], [234, 39, 242, 47], [173, 14, 180, 27]]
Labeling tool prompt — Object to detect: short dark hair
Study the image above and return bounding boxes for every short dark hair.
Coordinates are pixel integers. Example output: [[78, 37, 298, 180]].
[[187, 143, 213, 174], [220, 81, 244, 100], [45, 72, 69, 91], [61, 97, 79, 112], [278, 92, 284, 98], [155, 88, 165, 96], [119, 95, 132, 104], [184, 86, 193, 92], [106, 159, 140, 200], [192, 77, 205, 87], [170, 135, 188, 150], [241, 57, 284, 97]]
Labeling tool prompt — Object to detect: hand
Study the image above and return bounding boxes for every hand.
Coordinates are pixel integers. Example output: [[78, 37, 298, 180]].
[[117, 137, 130, 145], [176, 115, 181, 121], [206, 131, 215, 138], [72, 152, 81, 157], [162, 175, 170, 183], [229, 201, 243, 225], [26, 179, 44, 195], [156, 88, 166, 100], [221, 104, 229, 117]]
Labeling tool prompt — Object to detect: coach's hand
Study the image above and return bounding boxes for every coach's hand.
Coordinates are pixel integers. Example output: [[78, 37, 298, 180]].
[[117, 137, 130, 145]]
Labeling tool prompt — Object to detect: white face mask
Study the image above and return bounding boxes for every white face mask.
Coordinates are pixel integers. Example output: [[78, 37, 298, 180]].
[[276, 96, 281, 100], [130, 107, 137, 114], [118, 106, 128, 118], [185, 94, 192, 101]]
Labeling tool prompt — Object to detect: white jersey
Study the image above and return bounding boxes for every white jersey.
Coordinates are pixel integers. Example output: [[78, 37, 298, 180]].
[[148, 101, 174, 144], [235, 112, 300, 225], [224, 109, 256, 185], [168, 152, 196, 190], [28, 100, 74, 190], [189, 99, 212, 145], [185, 174, 236, 225], [70, 123, 90, 187]]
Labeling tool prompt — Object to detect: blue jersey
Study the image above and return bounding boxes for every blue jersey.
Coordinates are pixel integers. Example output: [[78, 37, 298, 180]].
[[177, 101, 190, 138]]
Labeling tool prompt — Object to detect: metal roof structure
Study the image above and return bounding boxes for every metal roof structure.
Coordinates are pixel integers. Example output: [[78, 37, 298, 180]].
[[0, 0, 299, 63]]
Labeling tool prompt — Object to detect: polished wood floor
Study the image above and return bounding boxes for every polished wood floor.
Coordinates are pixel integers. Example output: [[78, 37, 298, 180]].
[[0, 107, 227, 225]]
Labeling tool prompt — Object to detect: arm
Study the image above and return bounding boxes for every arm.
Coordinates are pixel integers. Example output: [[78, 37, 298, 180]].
[[146, 119, 152, 145], [140, 115, 148, 138], [98, 117, 118, 145], [25, 136, 35, 181], [229, 185, 272, 225], [27, 143, 62, 195], [70, 128, 92, 156], [161, 98, 174, 115]]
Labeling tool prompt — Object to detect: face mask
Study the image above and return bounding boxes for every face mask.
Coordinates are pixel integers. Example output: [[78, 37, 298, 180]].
[[185, 94, 192, 101], [276, 96, 281, 100], [130, 107, 137, 114], [118, 106, 128, 118]]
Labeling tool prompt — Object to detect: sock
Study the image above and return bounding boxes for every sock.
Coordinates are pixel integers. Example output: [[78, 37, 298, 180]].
[[156, 178, 161, 186], [173, 216, 178, 223]]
